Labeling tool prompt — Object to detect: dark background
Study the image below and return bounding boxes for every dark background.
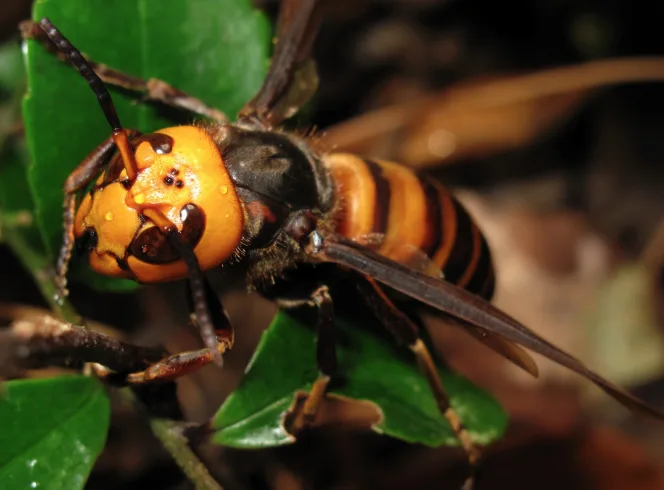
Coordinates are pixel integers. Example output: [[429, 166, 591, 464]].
[[2, 0, 664, 488]]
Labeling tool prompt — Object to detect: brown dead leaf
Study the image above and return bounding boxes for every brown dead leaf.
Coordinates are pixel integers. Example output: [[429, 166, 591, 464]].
[[283, 391, 384, 436]]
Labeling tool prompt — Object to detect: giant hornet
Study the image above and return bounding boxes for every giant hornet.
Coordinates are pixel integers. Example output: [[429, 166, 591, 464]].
[[22, 0, 664, 480]]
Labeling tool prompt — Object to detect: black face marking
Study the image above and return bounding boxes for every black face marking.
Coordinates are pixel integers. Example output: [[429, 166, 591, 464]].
[[128, 203, 206, 264], [91, 131, 177, 192], [179, 204, 206, 243], [116, 257, 129, 271], [76, 227, 98, 255], [164, 168, 184, 188], [138, 133, 174, 155]]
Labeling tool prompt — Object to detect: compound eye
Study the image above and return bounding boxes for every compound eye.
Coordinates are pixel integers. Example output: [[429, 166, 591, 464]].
[[129, 203, 206, 264]]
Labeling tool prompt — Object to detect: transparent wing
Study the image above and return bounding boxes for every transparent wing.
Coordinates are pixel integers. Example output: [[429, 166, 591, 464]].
[[238, 0, 321, 128], [313, 234, 664, 419]]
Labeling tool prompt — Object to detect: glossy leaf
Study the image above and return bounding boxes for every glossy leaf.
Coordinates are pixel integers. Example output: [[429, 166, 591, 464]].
[[0, 376, 110, 490], [0, 41, 43, 250], [0, 138, 32, 220], [0, 41, 24, 145], [22, 0, 270, 290], [0, 41, 29, 213], [0, 136, 44, 251], [213, 310, 508, 449]]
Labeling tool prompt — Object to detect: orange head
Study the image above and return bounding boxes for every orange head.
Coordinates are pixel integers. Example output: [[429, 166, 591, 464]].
[[74, 125, 244, 283]]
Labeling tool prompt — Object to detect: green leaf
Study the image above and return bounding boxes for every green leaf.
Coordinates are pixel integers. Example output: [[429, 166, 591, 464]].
[[0, 136, 44, 250], [0, 375, 111, 490], [0, 41, 25, 144], [0, 41, 25, 92], [0, 41, 42, 249], [212, 310, 508, 449], [0, 137, 34, 224], [22, 0, 270, 291], [0, 41, 28, 208]]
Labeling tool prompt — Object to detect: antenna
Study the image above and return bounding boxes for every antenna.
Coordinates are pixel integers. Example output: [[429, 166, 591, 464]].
[[39, 18, 138, 180]]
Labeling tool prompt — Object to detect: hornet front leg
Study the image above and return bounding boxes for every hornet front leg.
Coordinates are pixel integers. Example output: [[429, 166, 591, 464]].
[[96, 276, 235, 385]]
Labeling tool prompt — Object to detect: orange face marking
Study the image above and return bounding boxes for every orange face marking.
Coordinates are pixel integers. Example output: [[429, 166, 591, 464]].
[[75, 180, 141, 279], [74, 125, 245, 283]]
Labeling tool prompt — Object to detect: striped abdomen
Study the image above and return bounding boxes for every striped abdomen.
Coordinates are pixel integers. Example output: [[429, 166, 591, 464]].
[[323, 153, 495, 300]]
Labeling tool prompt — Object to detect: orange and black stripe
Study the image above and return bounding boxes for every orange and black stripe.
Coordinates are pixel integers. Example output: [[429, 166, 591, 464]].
[[324, 153, 495, 300]]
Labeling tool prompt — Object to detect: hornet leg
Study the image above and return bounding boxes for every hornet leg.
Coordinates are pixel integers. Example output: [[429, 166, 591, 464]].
[[358, 277, 479, 489], [21, 20, 228, 124], [115, 277, 234, 384], [278, 285, 336, 433]]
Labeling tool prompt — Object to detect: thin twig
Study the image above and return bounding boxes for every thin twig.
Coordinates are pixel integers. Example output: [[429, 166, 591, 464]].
[[3, 227, 80, 323], [0, 313, 166, 376], [0, 302, 129, 339], [150, 419, 223, 490]]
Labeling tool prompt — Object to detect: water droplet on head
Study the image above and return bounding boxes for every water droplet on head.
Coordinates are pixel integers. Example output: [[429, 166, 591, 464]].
[[224, 213, 230, 219], [104, 212, 113, 222], [220, 185, 228, 195]]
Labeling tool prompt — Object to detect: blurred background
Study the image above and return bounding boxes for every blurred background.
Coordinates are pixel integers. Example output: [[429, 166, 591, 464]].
[[2, 0, 664, 488]]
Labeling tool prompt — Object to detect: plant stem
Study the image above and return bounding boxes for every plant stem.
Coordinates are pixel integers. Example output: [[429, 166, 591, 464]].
[[150, 419, 223, 490], [3, 226, 223, 490], [3, 227, 79, 323]]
